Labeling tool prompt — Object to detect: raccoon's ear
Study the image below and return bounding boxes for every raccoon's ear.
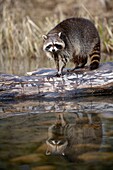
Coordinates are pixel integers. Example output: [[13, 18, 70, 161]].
[[42, 35, 48, 40], [58, 32, 62, 37]]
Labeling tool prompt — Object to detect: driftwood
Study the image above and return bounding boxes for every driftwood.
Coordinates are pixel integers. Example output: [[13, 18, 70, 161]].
[[0, 62, 113, 100]]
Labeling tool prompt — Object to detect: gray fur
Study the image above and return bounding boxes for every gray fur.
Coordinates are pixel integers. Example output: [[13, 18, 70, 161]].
[[43, 17, 101, 75]]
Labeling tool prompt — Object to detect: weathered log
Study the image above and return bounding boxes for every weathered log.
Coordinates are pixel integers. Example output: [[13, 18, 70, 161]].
[[0, 62, 113, 100]]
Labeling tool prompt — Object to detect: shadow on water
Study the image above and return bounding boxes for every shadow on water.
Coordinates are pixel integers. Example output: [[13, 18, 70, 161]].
[[0, 96, 113, 170]]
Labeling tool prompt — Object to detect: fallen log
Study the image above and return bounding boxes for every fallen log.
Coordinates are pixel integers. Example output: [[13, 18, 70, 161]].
[[0, 62, 113, 100]]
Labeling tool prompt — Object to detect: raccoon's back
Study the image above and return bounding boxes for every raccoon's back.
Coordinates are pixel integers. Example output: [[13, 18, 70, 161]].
[[49, 18, 99, 38], [49, 18, 100, 51]]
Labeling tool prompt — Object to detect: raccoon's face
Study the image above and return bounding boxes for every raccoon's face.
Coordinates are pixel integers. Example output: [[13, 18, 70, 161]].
[[43, 32, 65, 53], [46, 138, 68, 156]]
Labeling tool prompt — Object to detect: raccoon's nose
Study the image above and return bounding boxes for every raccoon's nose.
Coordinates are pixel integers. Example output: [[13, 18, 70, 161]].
[[52, 49, 55, 52]]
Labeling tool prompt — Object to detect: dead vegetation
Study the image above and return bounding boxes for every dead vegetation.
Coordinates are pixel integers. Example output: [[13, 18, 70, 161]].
[[0, 0, 113, 75]]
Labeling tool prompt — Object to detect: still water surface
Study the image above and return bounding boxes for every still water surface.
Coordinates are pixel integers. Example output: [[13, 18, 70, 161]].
[[0, 97, 113, 170]]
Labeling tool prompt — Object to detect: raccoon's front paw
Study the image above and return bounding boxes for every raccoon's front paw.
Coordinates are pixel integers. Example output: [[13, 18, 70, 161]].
[[55, 70, 64, 77], [55, 72, 61, 77]]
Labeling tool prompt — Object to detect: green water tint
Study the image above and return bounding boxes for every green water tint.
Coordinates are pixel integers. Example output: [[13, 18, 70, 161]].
[[0, 97, 113, 170]]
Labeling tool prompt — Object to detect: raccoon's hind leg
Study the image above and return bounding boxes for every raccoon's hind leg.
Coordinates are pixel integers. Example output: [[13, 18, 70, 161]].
[[68, 56, 87, 72], [67, 55, 79, 72], [89, 42, 101, 70], [79, 56, 87, 68]]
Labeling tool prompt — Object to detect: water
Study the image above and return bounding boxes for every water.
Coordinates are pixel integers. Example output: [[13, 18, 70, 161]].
[[0, 97, 113, 170]]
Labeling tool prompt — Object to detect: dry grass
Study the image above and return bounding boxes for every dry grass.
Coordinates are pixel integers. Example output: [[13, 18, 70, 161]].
[[95, 17, 113, 52], [0, 5, 63, 74], [0, 0, 113, 75], [0, 6, 42, 74]]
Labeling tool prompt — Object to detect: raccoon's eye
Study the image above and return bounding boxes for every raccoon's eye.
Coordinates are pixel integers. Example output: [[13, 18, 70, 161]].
[[45, 45, 52, 50], [58, 141, 65, 145], [55, 44, 63, 49]]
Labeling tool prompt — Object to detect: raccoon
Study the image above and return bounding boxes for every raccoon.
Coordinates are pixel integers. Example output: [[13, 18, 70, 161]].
[[43, 17, 101, 76], [46, 113, 102, 158], [46, 114, 68, 156]]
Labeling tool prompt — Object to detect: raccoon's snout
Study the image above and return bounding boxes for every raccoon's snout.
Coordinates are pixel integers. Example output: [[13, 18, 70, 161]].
[[52, 49, 56, 53]]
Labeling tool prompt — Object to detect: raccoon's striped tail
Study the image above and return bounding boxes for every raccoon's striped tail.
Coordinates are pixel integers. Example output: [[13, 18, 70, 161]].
[[89, 42, 101, 70]]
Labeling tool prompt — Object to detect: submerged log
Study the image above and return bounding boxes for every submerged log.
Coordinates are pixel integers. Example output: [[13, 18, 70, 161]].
[[0, 62, 113, 100]]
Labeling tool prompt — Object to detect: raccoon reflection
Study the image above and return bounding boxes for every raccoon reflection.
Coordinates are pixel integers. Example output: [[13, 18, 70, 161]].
[[46, 114, 68, 156], [46, 113, 102, 159]]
